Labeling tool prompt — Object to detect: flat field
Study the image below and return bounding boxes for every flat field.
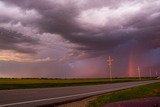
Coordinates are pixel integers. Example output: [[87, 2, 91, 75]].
[[0, 77, 155, 90]]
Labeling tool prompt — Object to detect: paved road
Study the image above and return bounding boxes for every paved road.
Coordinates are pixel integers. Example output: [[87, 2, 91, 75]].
[[0, 80, 159, 107]]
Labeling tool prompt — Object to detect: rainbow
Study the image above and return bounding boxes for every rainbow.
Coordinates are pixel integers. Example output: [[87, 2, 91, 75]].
[[128, 51, 136, 77]]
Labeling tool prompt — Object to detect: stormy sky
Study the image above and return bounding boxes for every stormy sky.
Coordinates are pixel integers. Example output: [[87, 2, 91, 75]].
[[0, 0, 160, 78]]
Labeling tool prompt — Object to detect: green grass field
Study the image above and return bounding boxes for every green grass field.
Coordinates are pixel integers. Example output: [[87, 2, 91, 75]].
[[89, 82, 160, 107], [0, 77, 156, 90]]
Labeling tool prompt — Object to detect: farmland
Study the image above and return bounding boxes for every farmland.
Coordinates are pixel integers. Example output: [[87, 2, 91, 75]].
[[0, 77, 155, 90]]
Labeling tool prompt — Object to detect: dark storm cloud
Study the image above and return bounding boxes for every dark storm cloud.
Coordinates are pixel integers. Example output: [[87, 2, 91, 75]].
[[1, 0, 160, 56], [1, 0, 80, 32], [1, 0, 124, 51], [0, 27, 40, 54]]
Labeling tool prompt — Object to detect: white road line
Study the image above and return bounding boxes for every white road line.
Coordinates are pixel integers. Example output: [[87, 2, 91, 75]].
[[0, 81, 158, 107]]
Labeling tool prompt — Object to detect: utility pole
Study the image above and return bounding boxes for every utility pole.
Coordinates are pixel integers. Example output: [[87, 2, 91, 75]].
[[156, 71, 158, 77], [107, 56, 114, 81], [137, 66, 141, 80], [149, 69, 152, 79], [65, 70, 66, 79]]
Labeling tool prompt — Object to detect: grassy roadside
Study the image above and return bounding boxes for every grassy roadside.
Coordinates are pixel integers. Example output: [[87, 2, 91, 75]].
[[89, 82, 160, 107], [0, 78, 154, 90]]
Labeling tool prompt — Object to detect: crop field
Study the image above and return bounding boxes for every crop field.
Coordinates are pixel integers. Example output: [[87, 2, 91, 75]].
[[0, 77, 155, 90]]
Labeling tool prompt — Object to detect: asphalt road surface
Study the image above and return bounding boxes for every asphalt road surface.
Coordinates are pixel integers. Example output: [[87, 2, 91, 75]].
[[0, 80, 159, 107]]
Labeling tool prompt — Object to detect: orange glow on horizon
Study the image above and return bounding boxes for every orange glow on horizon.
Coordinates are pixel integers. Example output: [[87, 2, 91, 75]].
[[0, 50, 33, 62], [0, 50, 52, 63]]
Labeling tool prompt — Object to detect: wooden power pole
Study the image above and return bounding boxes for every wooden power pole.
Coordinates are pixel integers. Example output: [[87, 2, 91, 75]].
[[137, 66, 141, 80], [107, 56, 114, 81]]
